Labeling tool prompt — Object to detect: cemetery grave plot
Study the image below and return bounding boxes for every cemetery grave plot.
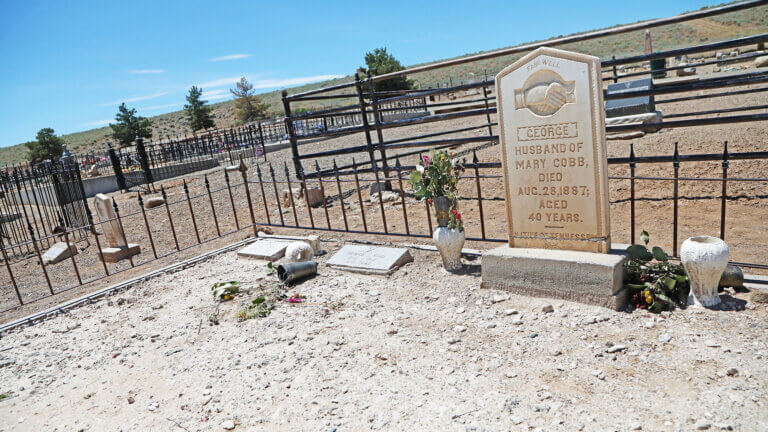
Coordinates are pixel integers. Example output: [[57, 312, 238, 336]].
[[2, 76, 767, 320], [0, 246, 766, 430]]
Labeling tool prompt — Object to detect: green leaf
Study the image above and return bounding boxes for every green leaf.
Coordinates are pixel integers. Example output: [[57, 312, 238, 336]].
[[661, 275, 677, 291], [625, 283, 647, 291], [640, 230, 650, 245], [654, 292, 676, 306], [652, 246, 669, 262], [673, 274, 688, 283], [627, 245, 652, 261]]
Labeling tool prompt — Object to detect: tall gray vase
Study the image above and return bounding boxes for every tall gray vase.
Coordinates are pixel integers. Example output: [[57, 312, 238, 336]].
[[434, 196, 451, 227]]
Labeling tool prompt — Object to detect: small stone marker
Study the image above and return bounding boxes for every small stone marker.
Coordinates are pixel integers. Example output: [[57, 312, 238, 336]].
[[237, 240, 290, 261], [483, 47, 626, 310], [42, 242, 78, 265], [326, 244, 413, 275], [144, 197, 165, 209], [495, 47, 610, 253], [605, 78, 654, 118], [93, 193, 140, 262]]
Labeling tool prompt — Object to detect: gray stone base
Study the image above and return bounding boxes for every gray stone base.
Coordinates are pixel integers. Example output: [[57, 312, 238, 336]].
[[481, 246, 628, 310], [42, 242, 78, 265], [101, 244, 141, 263]]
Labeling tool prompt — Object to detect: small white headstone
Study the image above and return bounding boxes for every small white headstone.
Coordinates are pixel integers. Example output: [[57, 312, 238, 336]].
[[326, 244, 413, 275], [237, 240, 290, 261], [42, 242, 77, 265], [94, 193, 127, 248]]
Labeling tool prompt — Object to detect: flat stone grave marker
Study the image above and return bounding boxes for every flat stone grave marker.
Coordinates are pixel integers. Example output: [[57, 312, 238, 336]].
[[495, 46, 611, 253], [237, 240, 290, 261], [326, 244, 413, 275], [605, 78, 655, 118], [42, 241, 78, 265]]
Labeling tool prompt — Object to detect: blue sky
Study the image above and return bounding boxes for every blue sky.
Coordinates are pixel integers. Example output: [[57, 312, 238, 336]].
[[0, 0, 714, 148]]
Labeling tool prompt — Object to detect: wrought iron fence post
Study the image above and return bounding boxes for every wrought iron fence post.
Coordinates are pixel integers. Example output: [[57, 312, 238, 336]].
[[224, 168, 240, 230], [137, 192, 158, 259], [239, 157, 259, 237], [135, 136, 155, 187], [282, 90, 303, 180], [108, 143, 127, 191], [112, 200, 135, 267], [629, 143, 636, 245], [472, 151, 486, 240], [269, 163, 284, 226], [28, 222, 54, 294], [612, 55, 618, 83], [720, 141, 729, 240], [365, 71, 391, 179], [161, 185, 180, 251], [183, 180, 201, 244], [0, 236, 22, 305], [284, 162, 299, 226], [58, 213, 82, 286], [255, 165, 271, 226], [395, 156, 410, 235], [672, 142, 680, 256], [333, 160, 349, 231]]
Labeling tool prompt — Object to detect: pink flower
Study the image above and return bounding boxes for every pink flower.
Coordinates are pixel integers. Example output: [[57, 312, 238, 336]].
[[422, 155, 431, 165]]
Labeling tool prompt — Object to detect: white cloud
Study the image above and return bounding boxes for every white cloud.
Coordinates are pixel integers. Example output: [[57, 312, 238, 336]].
[[82, 119, 113, 127], [196, 77, 241, 89], [99, 91, 169, 106], [202, 89, 230, 101], [140, 103, 182, 111], [251, 74, 344, 89], [209, 54, 252, 62], [128, 69, 164, 74]]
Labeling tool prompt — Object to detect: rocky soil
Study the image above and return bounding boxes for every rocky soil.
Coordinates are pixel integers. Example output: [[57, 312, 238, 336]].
[[1, 240, 767, 431]]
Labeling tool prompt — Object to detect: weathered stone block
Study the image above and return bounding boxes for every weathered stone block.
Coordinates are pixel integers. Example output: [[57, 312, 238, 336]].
[[42, 242, 78, 265], [144, 197, 165, 209], [100, 244, 140, 263], [481, 246, 628, 310], [304, 187, 325, 207]]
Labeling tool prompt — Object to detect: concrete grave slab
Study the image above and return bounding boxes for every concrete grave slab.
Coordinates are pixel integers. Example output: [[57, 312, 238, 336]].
[[101, 244, 141, 263], [326, 244, 413, 275], [42, 242, 78, 265], [237, 240, 290, 261]]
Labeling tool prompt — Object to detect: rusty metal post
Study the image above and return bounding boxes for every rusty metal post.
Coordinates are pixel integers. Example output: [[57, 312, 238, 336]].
[[137, 192, 158, 259], [315, 161, 332, 229], [0, 237, 22, 305], [239, 157, 259, 237], [112, 200, 134, 267], [183, 180, 201, 244], [672, 143, 680, 255], [629, 143, 636, 245], [472, 151, 486, 240], [205, 175, 221, 237], [333, 160, 349, 231], [224, 168, 240, 230], [300, 171, 315, 229], [269, 164, 285, 226], [86, 206, 109, 275], [58, 214, 82, 286], [352, 158, 368, 232], [28, 223, 54, 294], [161, 185, 180, 251], [284, 162, 299, 226], [255, 165, 271, 226], [720, 141, 729, 240], [395, 156, 410, 235]]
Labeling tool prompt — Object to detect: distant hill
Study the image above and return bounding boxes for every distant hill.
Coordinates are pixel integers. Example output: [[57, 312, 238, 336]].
[[1, 2, 765, 165]]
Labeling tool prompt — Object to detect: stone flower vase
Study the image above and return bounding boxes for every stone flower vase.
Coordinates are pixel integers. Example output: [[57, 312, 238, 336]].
[[680, 236, 729, 307], [432, 196, 465, 272]]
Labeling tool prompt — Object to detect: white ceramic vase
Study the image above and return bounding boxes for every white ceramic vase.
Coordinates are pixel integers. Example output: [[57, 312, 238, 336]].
[[432, 227, 465, 272], [680, 236, 729, 307]]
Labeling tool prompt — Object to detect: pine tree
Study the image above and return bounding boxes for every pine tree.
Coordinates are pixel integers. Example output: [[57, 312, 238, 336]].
[[230, 77, 270, 124], [25, 128, 65, 163], [360, 48, 415, 92], [184, 86, 216, 132], [109, 103, 153, 147]]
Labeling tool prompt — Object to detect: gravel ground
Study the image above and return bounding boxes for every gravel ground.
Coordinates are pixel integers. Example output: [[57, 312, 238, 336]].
[[1, 238, 767, 431]]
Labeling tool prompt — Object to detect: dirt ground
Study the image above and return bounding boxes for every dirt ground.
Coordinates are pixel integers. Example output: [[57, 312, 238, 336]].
[[2, 59, 767, 321], [0, 239, 767, 431]]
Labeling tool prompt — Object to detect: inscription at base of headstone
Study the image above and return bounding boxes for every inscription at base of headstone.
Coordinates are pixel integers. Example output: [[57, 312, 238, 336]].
[[42, 242, 78, 265], [496, 47, 611, 253], [605, 78, 654, 118], [326, 245, 413, 275], [237, 240, 290, 261]]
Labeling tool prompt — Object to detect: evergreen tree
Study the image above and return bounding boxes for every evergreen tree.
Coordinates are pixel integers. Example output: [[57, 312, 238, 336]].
[[230, 77, 270, 123], [25, 128, 65, 163], [109, 103, 153, 147], [360, 48, 415, 92], [184, 86, 216, 132]]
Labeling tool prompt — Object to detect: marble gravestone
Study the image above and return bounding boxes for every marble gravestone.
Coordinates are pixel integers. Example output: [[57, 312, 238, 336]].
[[327, 245, 413, 275], [481, 47, 628, 310], [94, 193, 140, 263]]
